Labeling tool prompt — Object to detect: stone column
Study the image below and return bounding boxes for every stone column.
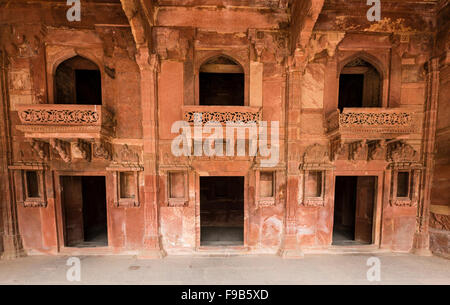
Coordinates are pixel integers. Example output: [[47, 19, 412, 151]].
[[0, 51, 25, 259], [136, 47, 166, 258], [278, 51, 305, 258], [412, 57, 440, 256]]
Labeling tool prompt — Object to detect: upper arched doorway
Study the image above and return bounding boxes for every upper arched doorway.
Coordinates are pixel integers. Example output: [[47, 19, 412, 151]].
[[338, 58, 381, 111], [199, 56, 244, 106], [54, 56, 102, 105]]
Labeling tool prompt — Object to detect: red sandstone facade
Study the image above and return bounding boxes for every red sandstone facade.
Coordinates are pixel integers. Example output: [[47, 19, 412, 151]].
[[0, 0, 448, 259]]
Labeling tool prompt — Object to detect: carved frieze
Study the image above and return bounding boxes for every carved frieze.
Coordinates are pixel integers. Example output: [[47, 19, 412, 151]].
[[387, 141, 419, 164], [184, 109, 261, 124], [326, 108, 418, 140], [19, 108, 100, 124], [301, 143, 330, 168], [111, 144, 142, 170], [339, 112, 411, 127], [93, 141, 113, 161], [16, 105, 115, 139]]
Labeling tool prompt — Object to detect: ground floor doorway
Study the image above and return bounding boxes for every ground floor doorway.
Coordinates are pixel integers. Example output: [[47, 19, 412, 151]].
[[332, 176, 377, 246], [61, 176, 108, 247], [200, 176, 244, 246]]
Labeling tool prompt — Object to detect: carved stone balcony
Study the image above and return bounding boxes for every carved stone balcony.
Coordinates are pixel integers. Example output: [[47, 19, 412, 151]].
[[183, 106, 262, 125], [16, 104, 115, 139], [325, 108, 421, 140]]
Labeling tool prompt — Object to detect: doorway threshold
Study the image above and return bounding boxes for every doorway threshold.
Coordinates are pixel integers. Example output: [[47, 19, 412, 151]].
[[195, 246, 250, 256], [304, 244, 390, 255], [58, 247, 113, 256]]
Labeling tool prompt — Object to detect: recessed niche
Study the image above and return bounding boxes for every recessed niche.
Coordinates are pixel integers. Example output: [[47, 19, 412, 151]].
[[26, 171, 40, 198], [305, 171, 323, 198], [120, 172, 136, 199], [260, 171, 274, 198], [169, 172, 185, 199], [397, 171, 410, 198]]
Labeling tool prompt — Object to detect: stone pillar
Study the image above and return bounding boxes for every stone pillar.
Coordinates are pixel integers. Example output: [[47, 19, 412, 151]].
[[136, 48, 166, 258], [412, 58, 440, 256], [278, 51, 304, 258], [0, 51, 25, 259]]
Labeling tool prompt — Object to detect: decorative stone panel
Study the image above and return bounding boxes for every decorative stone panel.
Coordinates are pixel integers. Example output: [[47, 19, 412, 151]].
[[183, 106, 261, 124], [326, 108, 421, 140], [16, 104, 115, 139]]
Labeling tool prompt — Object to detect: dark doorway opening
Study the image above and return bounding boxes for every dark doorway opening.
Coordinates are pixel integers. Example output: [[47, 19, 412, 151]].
[[75, 69, 102, 105], [332, 176, 376, 246], [55, 56, 102, 105], [61, 176, 108, 247], [199, 56, 244, 106], [200, 176, 244, 246], [338, 74, 364, 111], [338, 58, 381, 111]]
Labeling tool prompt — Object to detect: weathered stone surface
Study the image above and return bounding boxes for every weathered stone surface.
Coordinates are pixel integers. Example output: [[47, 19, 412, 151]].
[[0, 0, 448, 259]]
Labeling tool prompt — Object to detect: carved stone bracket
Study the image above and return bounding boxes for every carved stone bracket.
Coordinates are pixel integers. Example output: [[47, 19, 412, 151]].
[[49, 139, 71, 163], [71, 139, 91, 161], [154, 28, 190, 61], [30, 139, 48, 160], [248, 29, 266, 62], [305, 31, 346, 62], [368, 140, 385, 161]]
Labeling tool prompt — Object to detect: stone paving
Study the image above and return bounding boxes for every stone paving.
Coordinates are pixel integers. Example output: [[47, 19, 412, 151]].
[[0, 253, 449, 285]]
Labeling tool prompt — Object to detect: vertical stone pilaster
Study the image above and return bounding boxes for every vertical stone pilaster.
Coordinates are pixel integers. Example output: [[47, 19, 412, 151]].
[[0, 51, 26, 259], [412, 57, 440, 256], [278, 51, 305, 258], [136, 48, 166, 258]]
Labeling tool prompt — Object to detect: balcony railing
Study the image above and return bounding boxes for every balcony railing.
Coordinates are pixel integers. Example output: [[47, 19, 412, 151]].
[[325, 108, 421, 140], [183, 105, 262, 124], [16, 104, 115, 139]]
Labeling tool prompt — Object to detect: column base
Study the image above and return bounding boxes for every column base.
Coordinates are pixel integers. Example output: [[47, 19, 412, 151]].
[[411, 232, 433, 256], [1, 234, 26, 260]]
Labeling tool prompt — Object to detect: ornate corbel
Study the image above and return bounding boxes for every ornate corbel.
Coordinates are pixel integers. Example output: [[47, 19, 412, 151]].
[[30, 139, 48, 160], [248, 29, 266, 62], [49, 139, 71, 163], [71, 139, 91, 161]]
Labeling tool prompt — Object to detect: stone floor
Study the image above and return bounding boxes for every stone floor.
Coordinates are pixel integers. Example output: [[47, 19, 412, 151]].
[[0, 253, 448, 285]]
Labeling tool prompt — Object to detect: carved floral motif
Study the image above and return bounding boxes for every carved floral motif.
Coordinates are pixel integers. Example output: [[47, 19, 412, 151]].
[[184, 111, 261, 124], [339, 112, 411, 127], [19, 109, 100, 124], [93, 141, 112, 161]]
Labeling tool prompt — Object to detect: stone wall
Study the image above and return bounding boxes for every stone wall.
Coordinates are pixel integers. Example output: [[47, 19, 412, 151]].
[[0, 0, 447, 258], [430, 1, 450, 258]]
